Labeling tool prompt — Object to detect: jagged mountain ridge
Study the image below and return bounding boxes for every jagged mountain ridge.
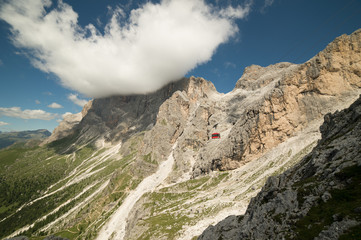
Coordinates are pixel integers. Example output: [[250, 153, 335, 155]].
[[1, 29, 360, 240], [198, 94, 361, 240], [48, 29, 361, 179]]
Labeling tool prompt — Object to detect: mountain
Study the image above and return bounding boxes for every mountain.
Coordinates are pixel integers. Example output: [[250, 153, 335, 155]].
[[1, 29, 360, 240], [198, 94, 361, 240], [0, 129, 51, 149]]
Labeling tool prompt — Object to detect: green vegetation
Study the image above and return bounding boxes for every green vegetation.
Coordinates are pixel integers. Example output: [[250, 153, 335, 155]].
[[0, 127, 150, 239], [0, 130, 50, 149], [0, 137, 121, 238], [339, 223, 361, 240], [160, 175, 210, 193], [161, 119, 167, 126], [0, 146, 67, 220], [131, 172, 232, 239], [143, 152, 157, 165], [140, 213, 191, 240], [291, 165, 361, 239], [0, 146, 32, 168]]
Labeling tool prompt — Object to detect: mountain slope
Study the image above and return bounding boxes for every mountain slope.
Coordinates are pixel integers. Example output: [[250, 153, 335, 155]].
[[1, 29, 360, 240], [198, 94, 361, 240], [0, 129, 51, 149]]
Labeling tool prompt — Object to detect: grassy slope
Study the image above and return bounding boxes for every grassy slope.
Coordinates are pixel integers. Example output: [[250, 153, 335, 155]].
[[0, 130, 51, 149], [0, 132, 154, 240], [125, 140, 317, 240], [0, 130, 319, 239]]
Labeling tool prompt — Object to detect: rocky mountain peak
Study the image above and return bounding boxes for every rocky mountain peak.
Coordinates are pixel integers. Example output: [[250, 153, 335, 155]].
[[184, 76, 217, 101], [44, 76, 217, 146], [301, 28, 361, 96], [81, 99, 93, 118], [42, 112, 82, 146], [235, 62, 296, 90]]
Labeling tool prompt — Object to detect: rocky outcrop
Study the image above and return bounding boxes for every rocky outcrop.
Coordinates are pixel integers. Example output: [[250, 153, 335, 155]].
[[42, 112, 83, 145], [198, 94, 361, 239], [146, 77, 219, 180], [74, 78, 193, 144], [42, 100, 93, 145], [191, 28, 361, 176]]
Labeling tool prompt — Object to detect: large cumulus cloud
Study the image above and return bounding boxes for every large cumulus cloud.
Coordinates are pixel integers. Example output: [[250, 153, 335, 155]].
[[0, 0, 250, 98]]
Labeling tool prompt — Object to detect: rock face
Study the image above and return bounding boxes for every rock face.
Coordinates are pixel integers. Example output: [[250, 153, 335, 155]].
[[190, 28, 361, 177], [44, 29, 361, 177], [43, 100, 93, 145], [73, 78, 193, 144], [42, 113, 83, 145], [198, 94, 361, 239]]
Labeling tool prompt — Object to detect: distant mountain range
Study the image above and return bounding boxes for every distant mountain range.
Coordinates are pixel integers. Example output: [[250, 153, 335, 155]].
[[0, 129, 51, 149]]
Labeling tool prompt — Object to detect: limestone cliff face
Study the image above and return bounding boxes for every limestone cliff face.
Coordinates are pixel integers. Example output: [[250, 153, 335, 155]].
[[190, 29, 361, 176], [74, 78, 192, 144], [42, 112, 83, 145], [198, 94, 361, 240], [141, 77, 218, 178], [43, 29, 361, 178], [42, 100, 93, 145]]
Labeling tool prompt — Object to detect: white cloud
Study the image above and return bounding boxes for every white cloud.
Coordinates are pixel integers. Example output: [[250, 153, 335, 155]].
[[224, 61, 236, 69], [0, 107, 57, 120], [261, 0, 274, 13], [265, 0, 275, 7], [0, 121, 9, 126], [0, 0, 250, 98], [220, 4, 252, 18], [68, 94, 88, 107], [48, 102, 63, 109], [56, 112, 72, 122], [0, 59, 3, 66], [35, 100, 41, 104], [62, 112, 73, 118]]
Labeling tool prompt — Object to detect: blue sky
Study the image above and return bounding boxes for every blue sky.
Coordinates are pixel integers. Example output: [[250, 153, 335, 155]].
[[0, 0, 360, 132]]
